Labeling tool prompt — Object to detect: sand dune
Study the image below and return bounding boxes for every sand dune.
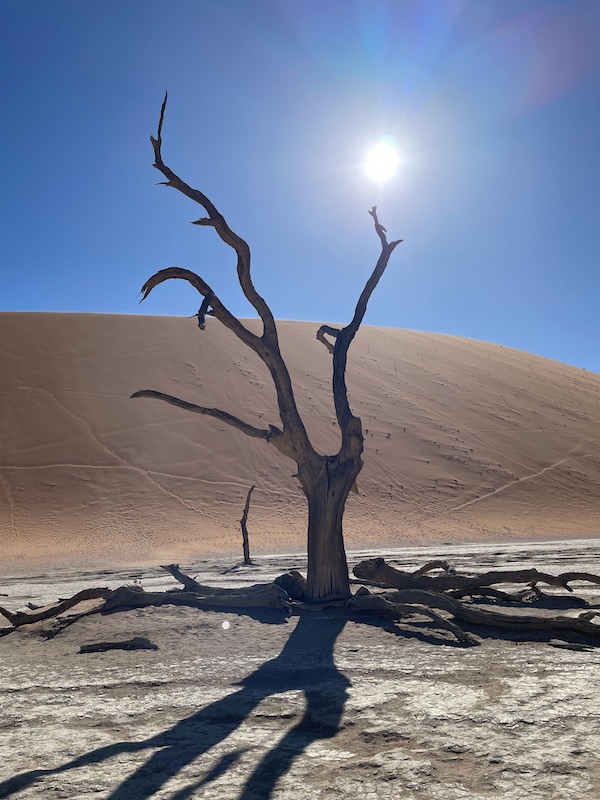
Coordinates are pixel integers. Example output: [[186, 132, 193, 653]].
[[0, 312, 598, 569]]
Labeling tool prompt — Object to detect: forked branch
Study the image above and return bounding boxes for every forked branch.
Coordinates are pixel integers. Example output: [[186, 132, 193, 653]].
[[316, 325, 340, 355], [349, 207, 403, 336]]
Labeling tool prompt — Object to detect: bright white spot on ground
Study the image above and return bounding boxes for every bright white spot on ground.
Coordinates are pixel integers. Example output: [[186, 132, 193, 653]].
[[365, 141, 400, 181], [222, 620, 230, 630]]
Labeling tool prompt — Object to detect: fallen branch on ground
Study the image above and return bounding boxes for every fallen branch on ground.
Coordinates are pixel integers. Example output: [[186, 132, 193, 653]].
[[160, 563, 277, 595], [354, 557, 600, 596], [1, 560, 598, 649], [103, 583, 290, 614], [349, 587, 600, 644], [0, 588, 112, 627]]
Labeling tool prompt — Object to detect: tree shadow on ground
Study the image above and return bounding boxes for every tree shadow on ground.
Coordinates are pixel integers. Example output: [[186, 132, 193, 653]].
[[352, 608, 600, 648], [0, 612, 350, 799], [3, 603, 592, 799], [351, 612, 475, 648]]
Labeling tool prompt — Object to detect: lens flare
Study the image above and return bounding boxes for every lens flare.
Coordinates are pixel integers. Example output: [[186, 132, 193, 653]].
[[365, 141, 400, 182]]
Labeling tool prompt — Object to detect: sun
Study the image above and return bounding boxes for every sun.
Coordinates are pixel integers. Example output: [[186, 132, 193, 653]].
[[365, 141, 400, 182]]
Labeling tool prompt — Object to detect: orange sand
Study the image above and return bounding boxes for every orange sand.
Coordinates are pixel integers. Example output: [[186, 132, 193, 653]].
[[1, 312, 598, 570]]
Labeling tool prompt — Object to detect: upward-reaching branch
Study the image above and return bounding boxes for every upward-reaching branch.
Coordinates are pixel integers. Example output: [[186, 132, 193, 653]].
[[347, 207, 403, 338], [318, 207, 402, 442], [150, 92, 276, 338]]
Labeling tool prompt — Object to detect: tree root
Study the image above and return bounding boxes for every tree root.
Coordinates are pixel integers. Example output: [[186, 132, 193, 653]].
[[1, 560, 598, 650], [348, 557, 600, 646], [354, 557, 600, 595], [349, 589, 479, 644], [350, 587, 600, 644]]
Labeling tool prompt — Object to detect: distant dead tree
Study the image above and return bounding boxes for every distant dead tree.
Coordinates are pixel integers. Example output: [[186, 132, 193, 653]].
[[132, 94, 402, 603], [240, 485, 255, 566]]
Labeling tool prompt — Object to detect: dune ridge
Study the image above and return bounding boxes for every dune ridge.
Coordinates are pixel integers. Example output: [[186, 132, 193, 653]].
[[1, 312, 598, 570]]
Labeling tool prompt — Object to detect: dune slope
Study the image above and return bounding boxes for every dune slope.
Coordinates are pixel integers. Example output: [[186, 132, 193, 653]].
[[1, 312, 598, 568]]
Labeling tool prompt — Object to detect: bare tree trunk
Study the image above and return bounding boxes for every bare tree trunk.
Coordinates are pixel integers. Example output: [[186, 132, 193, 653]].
[[240, 485, 255, 565], [303, 461, 359, 602]]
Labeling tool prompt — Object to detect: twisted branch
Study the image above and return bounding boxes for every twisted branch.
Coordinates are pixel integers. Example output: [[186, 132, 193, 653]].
[[150, 92, 276, 337], [354, 557, 600, 594], [316, 325, 340, 355], [0, 588, 112, 627], [140, 267, 260, 350], [349, 588, 600, 643]]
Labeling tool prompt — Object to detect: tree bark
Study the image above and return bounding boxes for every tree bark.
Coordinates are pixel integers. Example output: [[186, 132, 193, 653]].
[[240, 485, 255, 565], [353, 557, 600, 595], [303, 461, 359, 602], [350, 588, 600, 640], [0, 588, 112, 627], [103, 584, 291, 613]]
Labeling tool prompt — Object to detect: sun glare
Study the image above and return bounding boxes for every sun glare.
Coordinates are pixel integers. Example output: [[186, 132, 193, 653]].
[[365, 141, 400, 182]]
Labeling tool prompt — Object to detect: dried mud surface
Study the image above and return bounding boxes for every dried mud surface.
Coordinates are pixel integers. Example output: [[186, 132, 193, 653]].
[[1, 539, 599, 799]]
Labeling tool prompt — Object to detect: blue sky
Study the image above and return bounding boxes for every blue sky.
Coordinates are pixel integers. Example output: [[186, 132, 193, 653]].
[[2, 0, 599, 371]]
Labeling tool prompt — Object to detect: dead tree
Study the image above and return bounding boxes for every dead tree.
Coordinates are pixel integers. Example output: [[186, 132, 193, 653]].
[[240, 485, 256, 565], [132, 94, 402, 602]]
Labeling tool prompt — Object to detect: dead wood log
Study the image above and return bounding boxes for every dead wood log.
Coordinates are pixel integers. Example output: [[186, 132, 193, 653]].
[[160, 564, 280, 596], [349, 589, 478, 644], [447, 586, 540, 603], [354, 557, 600, 595], [0, 588, 113, 628], [448, 585, 590, 607], [103, 584, 291, 614], [240, 485, 256, 565], [79, 637, 158, 654], [350, 588, 600, 641], [411, 560, 456, 576], [160, 563, 205, 591], [275, 571, 307, 601]]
